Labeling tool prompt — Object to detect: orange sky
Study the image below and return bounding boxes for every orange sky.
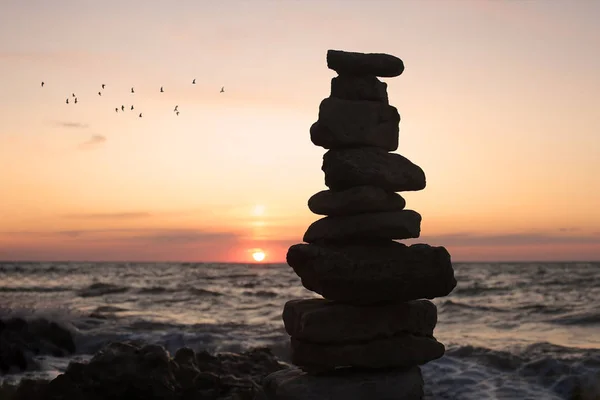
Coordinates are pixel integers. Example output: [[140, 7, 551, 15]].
[[1, 1, 599, 262]]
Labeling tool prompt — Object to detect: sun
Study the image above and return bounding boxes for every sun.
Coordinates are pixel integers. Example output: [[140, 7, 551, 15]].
[[252, 204, 266, 216], [252, 251, 266, 262]]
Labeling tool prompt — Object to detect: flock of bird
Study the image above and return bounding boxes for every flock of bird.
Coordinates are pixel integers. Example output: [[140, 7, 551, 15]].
[[40, 80, 225, 118]]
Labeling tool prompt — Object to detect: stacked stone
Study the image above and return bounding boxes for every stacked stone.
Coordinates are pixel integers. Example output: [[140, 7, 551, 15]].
[[260, 50, 457, 400]]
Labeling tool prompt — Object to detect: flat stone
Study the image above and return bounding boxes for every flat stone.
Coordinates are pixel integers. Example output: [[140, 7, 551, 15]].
[[286, 242, 456, 305], [291, 334, 445, 370], [308, 186, 406, 216], [331, 74, 388, 103], [323, 147, 426, 192], [303, 210, 421, 243], [257, 366, 423, 400], [283, 299, 437, 344], [310, 98, 399, 151], [327, 50, 405, 78]]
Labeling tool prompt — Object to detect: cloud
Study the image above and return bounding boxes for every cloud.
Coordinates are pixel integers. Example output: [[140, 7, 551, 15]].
[[1, 228, 241, 245], [126, 230, 239, 245], [406, 232, 600, 247], [78, 135, 107, 149], [558, 227, 581, 232], [54, 121, 89, 129], [62, 212, 152, 220]]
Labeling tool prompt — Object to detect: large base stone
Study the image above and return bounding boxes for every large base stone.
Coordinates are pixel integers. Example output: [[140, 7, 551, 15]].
[[303, 210, 421, 243], [287, 242, 456, 304], [322, 147, 426, 192], [291, 335, 444, 371], [258, 366, 423, 400], [283, 299, 437, 343]]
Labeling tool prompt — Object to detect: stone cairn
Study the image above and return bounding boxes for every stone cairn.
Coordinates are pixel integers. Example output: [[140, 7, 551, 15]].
[[259, 50, 457, 400]]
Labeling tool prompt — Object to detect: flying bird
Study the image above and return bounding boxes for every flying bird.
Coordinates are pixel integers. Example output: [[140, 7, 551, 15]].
[[72, 93, 76, 97], [74, 98, 78, 104], [66, 98, 69, 104], [98, 92, 102, 96], [139, 113, 142, 118], [160, 87, 164, 93], [41, 82, 44, 87], [220, 86, 224, 93], [131, 87, 134, 93], [192, 79, 196, 84], [115, 107, 118, 112], [131, 105, 134, 111], [102, 84, 105, 89], [121, 105, 125, 111], [174, 105, 178, 112], [176, 111, 179, 116]]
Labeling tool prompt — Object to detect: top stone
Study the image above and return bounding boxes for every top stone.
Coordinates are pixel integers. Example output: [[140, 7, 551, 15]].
[[327, 50, 405, 78]]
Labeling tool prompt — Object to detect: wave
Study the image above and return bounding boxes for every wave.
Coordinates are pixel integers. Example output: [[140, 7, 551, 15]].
[[136, 286, 168, 294], [0, 286, 71, 293], [423, 343, 600, 400], [187, 287, 222, 296], [545, 311, 600, 326], [242, 290, 278, 298], [77, 283, 129, 297], [439, 299, 511, 314]]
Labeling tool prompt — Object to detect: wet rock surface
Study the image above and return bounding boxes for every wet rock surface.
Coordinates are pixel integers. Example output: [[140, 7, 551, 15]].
[[257, 366, 423, 400], [0, 341, 289, 400], [0, 317, 76, 375]]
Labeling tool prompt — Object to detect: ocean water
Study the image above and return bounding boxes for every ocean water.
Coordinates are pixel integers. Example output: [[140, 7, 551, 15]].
[[0, 261, 599, 399]]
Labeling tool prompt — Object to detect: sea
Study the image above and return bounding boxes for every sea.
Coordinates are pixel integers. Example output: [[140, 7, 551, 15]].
[[0, 261, 599, 399]]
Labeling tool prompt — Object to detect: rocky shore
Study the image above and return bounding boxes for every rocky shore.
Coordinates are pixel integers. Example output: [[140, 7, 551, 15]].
[[0, 316, 289, 400]]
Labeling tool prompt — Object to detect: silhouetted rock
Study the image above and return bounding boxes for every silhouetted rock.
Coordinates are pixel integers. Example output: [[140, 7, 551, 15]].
[[0, 341, 288, 400], [0, 317, 75, 374], [327, 49, 405, 77], [322, 147, 426, 191], [310, 98, 399, 150], [283, 299, 437, 343], [268, 49, 454, 396], [331, 74, 388, 103], [308, 186, 406, 216], [303, 210, 421, 243], [257, 366, 423, 400], [291, 334, 445, 371], [287, 242, 456, 304]]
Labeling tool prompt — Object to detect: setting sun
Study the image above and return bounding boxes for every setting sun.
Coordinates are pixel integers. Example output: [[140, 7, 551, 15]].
[[252, 251, 266, 262], [252, 205, 266, 216]]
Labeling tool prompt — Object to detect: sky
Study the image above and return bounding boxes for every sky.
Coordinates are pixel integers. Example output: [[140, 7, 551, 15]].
[[0, 0, 599, 263]]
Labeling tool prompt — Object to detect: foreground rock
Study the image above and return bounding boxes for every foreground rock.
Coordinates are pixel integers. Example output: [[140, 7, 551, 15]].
[[291, 334, 445, 370], [257, 366, 423, 400], [330, 74, 388, 103], [0, 341, 288, 400], [308, 186, 406, 216], [283, 299, 437, 343], [287, 242, 456, 304], [310, 98, 400, 150], [303, 210, 421, 243], [322, 147, 426, 191], [0, 317, 76, 374], [327, 49, 405, 77]]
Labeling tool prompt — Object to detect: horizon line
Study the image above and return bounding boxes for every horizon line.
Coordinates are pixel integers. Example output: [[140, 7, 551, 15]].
[[1, 259, 598, 264]]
